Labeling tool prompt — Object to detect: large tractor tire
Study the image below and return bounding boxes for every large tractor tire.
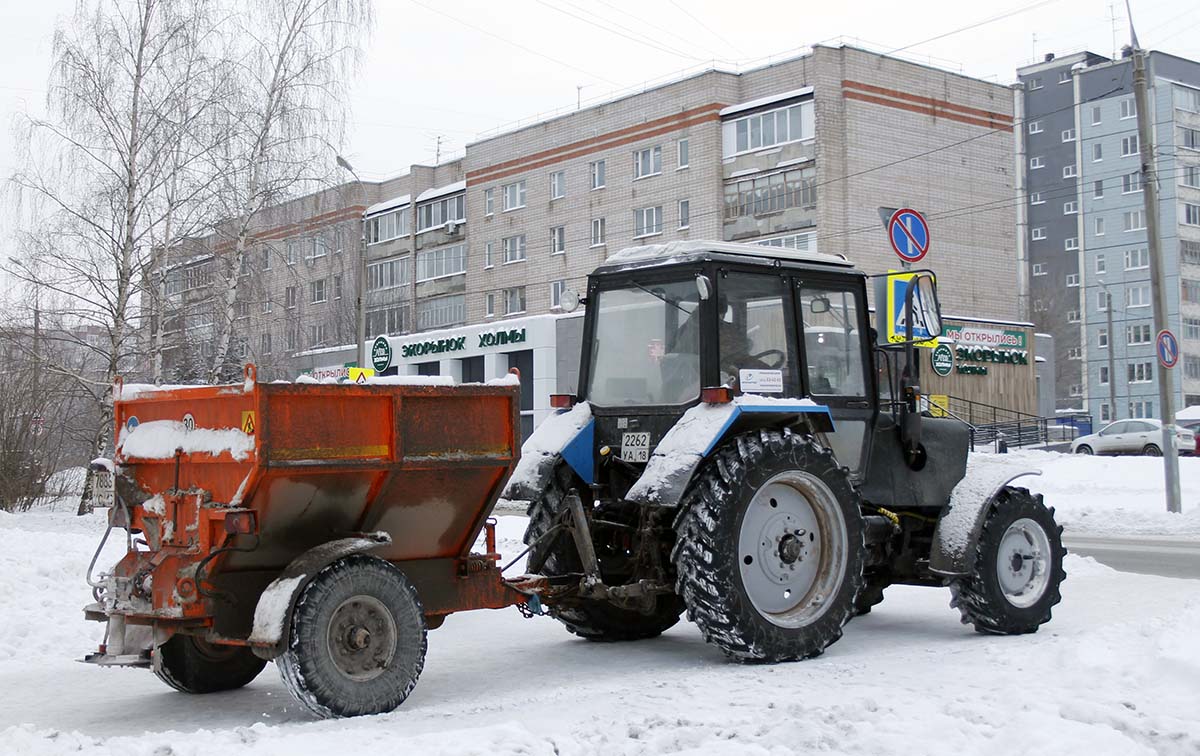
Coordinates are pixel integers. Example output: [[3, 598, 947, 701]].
[[523, 464, 684, 641], [949, 487, 1066, 635], [153, 634, 266, 694], [673, 429, 864, 662], [277, 555, 426, 718]]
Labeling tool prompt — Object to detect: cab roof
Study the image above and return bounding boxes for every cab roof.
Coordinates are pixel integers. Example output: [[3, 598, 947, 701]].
[[593, 240, 857, 276]]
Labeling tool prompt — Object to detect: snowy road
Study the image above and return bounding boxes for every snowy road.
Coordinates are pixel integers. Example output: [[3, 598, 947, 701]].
[[1063, 535, 1200, 579], [2, 512, 1199, 756]]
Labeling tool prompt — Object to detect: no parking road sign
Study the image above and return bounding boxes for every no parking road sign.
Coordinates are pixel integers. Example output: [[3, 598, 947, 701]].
[[888, 208, 930, 264], [1157, 329, 1180, 369]]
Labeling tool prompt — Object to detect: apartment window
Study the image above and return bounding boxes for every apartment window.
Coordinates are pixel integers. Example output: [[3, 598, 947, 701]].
[[677, 138, 689, 169], [1030, 156, 1045, 169], [309, 237, 330, 261], [502, 180, 526, 211], [1120, 98, 1137, 119], [731, 101, 813, 154], [1177, 85, 1200, 113], [550, 170, 565, 200], [260, 333, 272, 355], [1031, 227, 1047, 240], [503, 286, 526, 315], [755, 232, 817, 252], [633, 206, 663, 238], [368, 257, 409, 291], [235, 301, 249, 319], [633, 145, 662, 179], [1185, 203, 1200, 226], [333, 274, 343, 300], [367, 209, 409, 244], [1184, 165, 1200, 188], [1030, 192, 1044, 205], [417, 193, 466, 232], [1062, 128, 1076, 142], [1028, 77, 1043, 90], [1059, 70, 1072, 84], [1099, 366, 1109, 385], [262, 249, 272, 270], [1091, 105, 1102, 125], [1096, 255, 1106, 274], [1094, 217, 1105, 236], [550, 280, 566, 310], [287, 241, 299, 266], [1121, 135, 1139, 156], [1186, 317, 1200, 339], [416, 294, 466, 330], [484, 188, 494, 216], [551, 226, 566, 255], [366, 305, 407, 337], [1127, 323, 1152, 344], [1092, 143, 1103, 161], [1065, 237, 1079, 251], [723, 167, 817, 219], [1066, 273, 1080, 287], [590, 160, 606, 190], [1098, 290, 1111, 311], [1093, 179, 1104, 198], [1183, 127, 1200, 150], [261, 299, 273, 314], [1067, 347, 1081, 359], [1067, 310, 1080, 322], [1032, 263, 1046, 276], [678, 199, 690, 229], [416, 243, 467, 282], [591, 218, 606, 246], [239, 254, 250, 277], [1098, 327, 1109, 347], [1122, 172, 1142, 194], [1033, 299, 1047, 312], [309, 278, 326, 304], [1184, 240, 1200, 265], [1063, 164, 1078, 178], [1185, 279, 1200, 304], [485, 292, 495, 318], [1028, 120, 1043, 134], [484, 241, 494, 268], [287, 328, 297, 351], [503, 234, 527, 263], [1063, 201, 1078, 215], [308, 324, 328, 347], [1130, 400, 1154, 418], [1128, 361, 1153, 383], [1126, 284, 1150, 307], [1124, 210, 1146, 231], [285, 286, 297, 309]]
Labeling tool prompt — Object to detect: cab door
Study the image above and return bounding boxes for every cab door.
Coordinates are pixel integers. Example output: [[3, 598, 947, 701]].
[[793, 277, 875, 479]]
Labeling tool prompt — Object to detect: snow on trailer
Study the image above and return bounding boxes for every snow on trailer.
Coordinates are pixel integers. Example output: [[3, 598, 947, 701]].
[[84, 365, 533, 717]]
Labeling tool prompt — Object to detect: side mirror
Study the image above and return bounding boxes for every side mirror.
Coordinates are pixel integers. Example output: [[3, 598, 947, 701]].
[[909, 273, 942, 342], [561, 289, 581, 313], [810, 296, 831, 314], [695, 274, 712, 301]]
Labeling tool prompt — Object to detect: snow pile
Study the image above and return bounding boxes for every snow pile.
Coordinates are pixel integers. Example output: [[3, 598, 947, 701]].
[[485, 373, 521, 387], [366, 375, 456, 386], [118, 419, 255, 461], [117, 383, 204, 401]]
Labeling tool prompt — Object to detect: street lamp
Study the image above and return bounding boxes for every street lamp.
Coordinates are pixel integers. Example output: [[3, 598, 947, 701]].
[[336, 155, 369, 372], [1096, 278, 1119, 423]]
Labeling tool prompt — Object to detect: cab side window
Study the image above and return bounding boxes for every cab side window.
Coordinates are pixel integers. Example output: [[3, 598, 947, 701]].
[[717, 274, 793, 394], [799, 286, 866, 397]]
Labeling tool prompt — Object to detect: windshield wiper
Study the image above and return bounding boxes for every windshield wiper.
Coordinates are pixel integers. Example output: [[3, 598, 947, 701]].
[[630, 280, 689, 313]]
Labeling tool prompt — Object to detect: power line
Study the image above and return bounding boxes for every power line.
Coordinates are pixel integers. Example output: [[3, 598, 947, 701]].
[[667, 0, 746, 58], [887, 0, 1063, 55], [534, 0, 706, 63]]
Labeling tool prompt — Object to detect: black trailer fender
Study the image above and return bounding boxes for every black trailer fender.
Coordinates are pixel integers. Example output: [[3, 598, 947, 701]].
[[247, 533, 391, 659], [929, 461, 1042, 577], [625, 400, 835, 509]]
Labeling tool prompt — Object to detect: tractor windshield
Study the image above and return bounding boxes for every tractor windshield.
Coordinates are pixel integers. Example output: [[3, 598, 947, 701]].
[[587, 279, 702, 406]]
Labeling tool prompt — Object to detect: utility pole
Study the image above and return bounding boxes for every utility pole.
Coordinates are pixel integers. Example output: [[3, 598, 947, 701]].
[[335, 155, 370, 373], [1098, 280, 1118, 420], [1130, 38, 1183, 513]]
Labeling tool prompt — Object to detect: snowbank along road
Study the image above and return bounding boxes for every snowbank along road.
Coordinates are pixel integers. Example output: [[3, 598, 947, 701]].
[[1, 450, 1198, 755]]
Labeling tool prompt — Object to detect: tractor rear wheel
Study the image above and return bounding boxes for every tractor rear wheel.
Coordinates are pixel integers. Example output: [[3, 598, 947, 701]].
[[949, 487, 1065, 635], [673, 429, 864, 662], [523, 465, 684, 641], [277, 555, 426, 718], [153, 634, 266, 694]]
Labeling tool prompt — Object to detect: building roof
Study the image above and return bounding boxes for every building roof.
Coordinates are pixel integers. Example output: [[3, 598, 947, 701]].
[[415, 180, 466, 204], [365, 194, 410, 217]]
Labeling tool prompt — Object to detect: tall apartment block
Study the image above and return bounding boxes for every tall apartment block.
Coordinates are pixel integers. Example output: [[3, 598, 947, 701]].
[[1017, 50, 1200, 419]]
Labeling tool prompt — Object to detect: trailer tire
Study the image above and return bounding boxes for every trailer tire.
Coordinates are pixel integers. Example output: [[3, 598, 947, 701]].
[[153, 634, 266, 694], [277, 555, 426, 718], [673, 429, 864, 662], [949, 487, 1065, 635], [524, 464, 684, 642]]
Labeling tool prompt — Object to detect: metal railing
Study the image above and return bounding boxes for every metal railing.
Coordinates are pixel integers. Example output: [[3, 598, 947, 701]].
[[922, 395, 1091, 452]]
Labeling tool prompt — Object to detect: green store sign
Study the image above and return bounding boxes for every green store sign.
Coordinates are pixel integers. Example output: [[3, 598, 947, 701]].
[[398, 328, 527, 360], [930, 344, 954, 377], [952, 346, 1030, 376], [371, 337, 392, 372]]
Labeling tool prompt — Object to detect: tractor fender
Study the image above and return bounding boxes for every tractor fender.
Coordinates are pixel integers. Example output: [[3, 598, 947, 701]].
[[248, 533, 392, 659], [625, 399, 835, 509], [929, 459, 1043, 577], [501, 402, 594, 501]]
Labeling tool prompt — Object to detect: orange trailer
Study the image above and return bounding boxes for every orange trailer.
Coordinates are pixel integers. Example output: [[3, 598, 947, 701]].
[[84, 366, 528, 717]]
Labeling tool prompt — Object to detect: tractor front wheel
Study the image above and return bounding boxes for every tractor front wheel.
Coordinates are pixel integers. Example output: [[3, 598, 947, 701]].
[[673, 429, 864, 662], [153, 634, 266, 694]]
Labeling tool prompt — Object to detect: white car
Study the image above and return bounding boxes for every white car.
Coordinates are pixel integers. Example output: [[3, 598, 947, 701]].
[[1071, 419, 1194, 456]]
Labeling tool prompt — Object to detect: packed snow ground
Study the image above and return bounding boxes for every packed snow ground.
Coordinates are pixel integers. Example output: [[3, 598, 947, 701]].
[[1, 506, 1198, 755]]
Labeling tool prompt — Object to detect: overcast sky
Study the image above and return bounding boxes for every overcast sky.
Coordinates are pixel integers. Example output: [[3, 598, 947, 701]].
[[3, 0, 1200, 185]]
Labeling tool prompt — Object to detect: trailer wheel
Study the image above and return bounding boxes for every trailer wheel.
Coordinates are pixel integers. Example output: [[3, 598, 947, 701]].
[[153, 634, 266, 694], [949, 487, 1065, 635], [673, 429, 864, 662], [277, 555, 426, 718], [523, 465, 684, 641]]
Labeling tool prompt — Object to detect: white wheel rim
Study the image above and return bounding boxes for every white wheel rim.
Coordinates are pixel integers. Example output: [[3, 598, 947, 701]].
[[995, 517, 1052, 608], [737, 471, 848, 628]]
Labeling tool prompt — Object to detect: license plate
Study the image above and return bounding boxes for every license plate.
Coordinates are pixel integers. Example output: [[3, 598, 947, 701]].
[[93, 470, 114, 509], [621, 432, 651, 463]]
